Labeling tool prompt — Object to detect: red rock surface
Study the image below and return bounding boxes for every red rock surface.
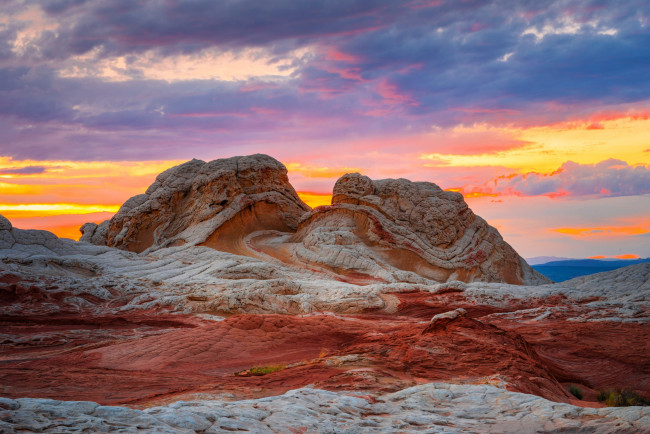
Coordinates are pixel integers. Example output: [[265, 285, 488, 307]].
[[2, 291, 647, 408]]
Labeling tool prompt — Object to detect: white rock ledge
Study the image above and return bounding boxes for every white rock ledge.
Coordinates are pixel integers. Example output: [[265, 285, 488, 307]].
[[2, 383, 649, 433]]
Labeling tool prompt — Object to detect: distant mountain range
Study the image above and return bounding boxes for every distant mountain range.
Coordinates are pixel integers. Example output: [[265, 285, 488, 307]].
[[528, 257, 650, 282]]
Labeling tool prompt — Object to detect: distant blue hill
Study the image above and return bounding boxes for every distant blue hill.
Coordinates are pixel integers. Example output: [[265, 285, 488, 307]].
[[531, 258, 650, 282]]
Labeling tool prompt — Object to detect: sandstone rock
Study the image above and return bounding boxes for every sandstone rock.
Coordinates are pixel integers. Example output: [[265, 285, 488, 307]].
[[83, 154, 310, 253], [79, 220, 110, 245], [2, 384, 649, 433], [2, 222, 649, 418], [286, 173, 549, 285], [422, 307, 467, 334], [77, 156, 547, 285], [4, 156, 650, 430], [0, 214, 12, 231]]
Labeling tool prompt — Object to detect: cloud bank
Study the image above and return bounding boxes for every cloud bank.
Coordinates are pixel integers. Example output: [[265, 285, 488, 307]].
[[0, 0, 648, 161], [462, 159, 650, 199]]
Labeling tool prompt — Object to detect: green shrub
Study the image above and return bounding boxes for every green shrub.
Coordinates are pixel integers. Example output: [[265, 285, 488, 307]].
[[597, 389, 650, 407], [569, 385, 583, 400], [234, 364, 286, 376]]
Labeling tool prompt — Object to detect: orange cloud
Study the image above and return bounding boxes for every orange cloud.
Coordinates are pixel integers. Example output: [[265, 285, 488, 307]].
[[285, 163, 359, 179], [614, 254, 640, 259], [419, 114, 650, 172], [447, 159, 649, 199], [588, 254, 641, 259], [552, 226, 649, 237], [297, 192, 332, 208], [445, 188, 499, 199], [0, 203, 120, 217]]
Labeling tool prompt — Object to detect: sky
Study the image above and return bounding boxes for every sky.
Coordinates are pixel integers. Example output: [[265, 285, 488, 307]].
[[0, 0, 649, 259]]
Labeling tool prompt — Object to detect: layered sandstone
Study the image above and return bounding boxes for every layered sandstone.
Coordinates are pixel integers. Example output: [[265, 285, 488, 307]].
[[81, 154, 310, 253], [282, 173, 549, 285], [80, 155, 546, 285]]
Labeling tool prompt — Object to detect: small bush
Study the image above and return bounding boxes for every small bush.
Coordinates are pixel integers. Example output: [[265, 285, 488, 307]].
[[234, 364, 285, 376], [569, 385, 583, 400], [597, 389, 650, 407]]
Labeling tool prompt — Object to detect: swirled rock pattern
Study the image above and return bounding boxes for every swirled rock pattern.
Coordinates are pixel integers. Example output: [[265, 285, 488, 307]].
[[80, 156, 546, 285], [81, 154, 309, 253], [282, 173, 549, 285]]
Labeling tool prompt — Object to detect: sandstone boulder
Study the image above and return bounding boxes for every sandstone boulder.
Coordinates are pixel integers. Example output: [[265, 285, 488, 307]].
[[422, 308, 467, 334], [81, 154, 310, 253], [287, 173, 549, 285], [0, 214, 12, 231]]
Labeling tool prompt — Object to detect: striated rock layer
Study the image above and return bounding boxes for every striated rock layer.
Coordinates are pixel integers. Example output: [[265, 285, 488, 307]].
[[81, 154, 310, 253], [280, 173, 549, 285], [80, 155, 546, 285]]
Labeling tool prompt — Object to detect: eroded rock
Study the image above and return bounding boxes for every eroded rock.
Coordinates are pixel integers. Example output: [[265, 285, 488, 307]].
[[422, 307, 467, 334], [0, 214, 12, 231], [287, 173, 549, 285], [82, 154, 310, 253], [2, 384, 649, 433]]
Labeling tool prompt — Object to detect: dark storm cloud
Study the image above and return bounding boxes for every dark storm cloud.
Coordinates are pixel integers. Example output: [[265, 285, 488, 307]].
[[32, 0, 398, 58], [0, 67, 76, 122]]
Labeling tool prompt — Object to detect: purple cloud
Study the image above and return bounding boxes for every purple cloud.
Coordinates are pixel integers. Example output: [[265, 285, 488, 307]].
[[0, 165, 49, 175], [470, 159, 650, 199], [0, 0, 648, 163]]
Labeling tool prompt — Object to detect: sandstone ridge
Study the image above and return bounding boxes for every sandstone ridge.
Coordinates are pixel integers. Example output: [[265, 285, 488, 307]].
[[282, 173, 548, 285], [81, 154, 310, 253], [81, 155, 548, 285]]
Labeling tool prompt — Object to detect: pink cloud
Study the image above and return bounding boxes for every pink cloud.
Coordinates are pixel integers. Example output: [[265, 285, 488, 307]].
[[460, 159, 650, 199], [374, 79, 418, 106]]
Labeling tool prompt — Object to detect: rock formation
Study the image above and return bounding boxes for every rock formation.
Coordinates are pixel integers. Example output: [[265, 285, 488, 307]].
[[282, 173, 549, 285], [81, 155, 546, 285], [3, 154, 649, 432], [81, 154, 310, 253], [422, 307, 467, 334], [3, 383, 649, 433]]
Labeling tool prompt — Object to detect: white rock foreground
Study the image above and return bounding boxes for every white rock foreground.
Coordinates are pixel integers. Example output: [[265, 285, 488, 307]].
[[2, 383, 649, 433]]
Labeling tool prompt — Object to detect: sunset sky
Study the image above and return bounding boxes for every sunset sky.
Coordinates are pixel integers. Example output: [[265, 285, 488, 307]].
[[0, 0, 648, 259]]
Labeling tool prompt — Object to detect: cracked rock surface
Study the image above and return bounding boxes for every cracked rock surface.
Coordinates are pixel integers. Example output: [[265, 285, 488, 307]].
[[2, 383, 649, 433]]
